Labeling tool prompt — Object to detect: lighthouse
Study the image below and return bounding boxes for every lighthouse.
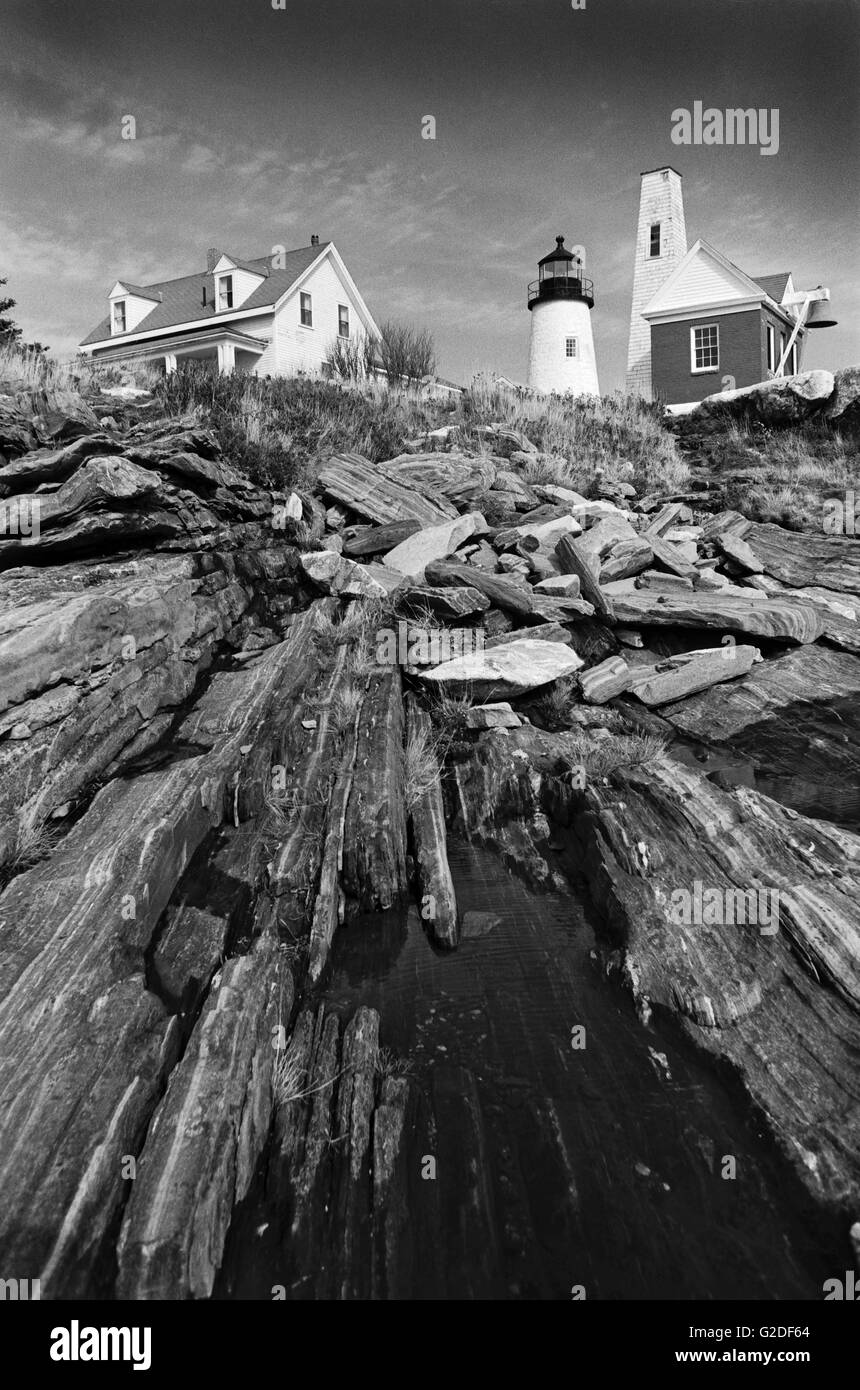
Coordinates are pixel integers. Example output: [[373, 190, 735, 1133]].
[[527, 236, 599, 396]]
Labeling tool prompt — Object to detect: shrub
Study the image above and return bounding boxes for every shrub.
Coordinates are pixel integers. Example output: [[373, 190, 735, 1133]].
[[373, 320, 436, 385]]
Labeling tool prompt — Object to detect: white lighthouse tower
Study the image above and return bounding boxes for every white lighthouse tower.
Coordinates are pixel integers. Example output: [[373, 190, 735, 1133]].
[[527, 236, 599, 396]]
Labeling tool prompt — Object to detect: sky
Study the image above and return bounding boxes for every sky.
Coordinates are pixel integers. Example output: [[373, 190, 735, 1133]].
[[1, 0, 858, 391]]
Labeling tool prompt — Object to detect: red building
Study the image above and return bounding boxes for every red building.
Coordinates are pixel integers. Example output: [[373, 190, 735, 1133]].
[[641, 239, 804, 406]]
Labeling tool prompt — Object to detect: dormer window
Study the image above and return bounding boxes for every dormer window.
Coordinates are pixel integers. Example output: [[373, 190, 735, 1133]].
[[112, 301, 127, 333], [217, 275, 233, 311]]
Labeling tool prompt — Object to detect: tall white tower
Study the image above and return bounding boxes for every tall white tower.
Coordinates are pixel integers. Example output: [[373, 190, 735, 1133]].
[[527, 236, 599, 396], [625, 167, 687, 398]]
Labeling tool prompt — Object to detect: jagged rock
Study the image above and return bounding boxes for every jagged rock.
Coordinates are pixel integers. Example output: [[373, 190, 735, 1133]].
[[341, 518, 421, 557], [494, 514, 582, 553], [382, 513, 482, 580], [425, 558, 537, 619], [342, 668, 408, 914], [534, 574, 581, 597], [600, 536, 654, 582], [555, 532, 615, 621], [649, 535, 700, 582], [382, 453, 496, 505], [318, 452, 457, 526], [717, 533, 765, 573], [580, 655, 631, 704], [116, 933, 281, 1300], [300, 549, 387, 598], [465, 702, 522, 730], [452, 726, 860, 1209], [628, 643, 760, 705], [742, 522, 860, 595], [397, 585, 489, 620], [823, 365, 860, 424], [613, 591, 823, 644], [644, 503, 691, 537], [406, 697, 458, 947], [420, 638, 583, 699], [636, 570, 695, 592]]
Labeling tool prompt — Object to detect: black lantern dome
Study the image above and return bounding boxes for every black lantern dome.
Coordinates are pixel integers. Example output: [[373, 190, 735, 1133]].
[[528, 236, 594, 309]]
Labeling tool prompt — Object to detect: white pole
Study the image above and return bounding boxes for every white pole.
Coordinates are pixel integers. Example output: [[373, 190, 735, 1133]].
[[773, 294, 811, 378]]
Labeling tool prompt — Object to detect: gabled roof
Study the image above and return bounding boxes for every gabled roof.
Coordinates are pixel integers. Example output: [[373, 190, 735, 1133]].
[[751, 272, 790, 303], [81, 243, 329, 346], [114, 282, 163, 301], [215, 253, 270, 278], [641, 239, 796, 324]]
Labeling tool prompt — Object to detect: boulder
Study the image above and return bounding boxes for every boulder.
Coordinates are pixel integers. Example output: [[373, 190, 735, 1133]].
[[465, 702, 522, 730], [419, 638, 583, 700], [692, 370, 835, 426], [382, 513, 482, 580], [300, 549, 387, 599], [823, 365, 860, 425]]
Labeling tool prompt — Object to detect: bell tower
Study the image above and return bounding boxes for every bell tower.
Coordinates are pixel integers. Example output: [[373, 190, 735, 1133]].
[[626, 167, 687, 398], [527, 236, 599, 396]]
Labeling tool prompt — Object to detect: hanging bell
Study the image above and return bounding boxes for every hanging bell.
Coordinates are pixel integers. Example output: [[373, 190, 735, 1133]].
[[805, 297, 837, 329]]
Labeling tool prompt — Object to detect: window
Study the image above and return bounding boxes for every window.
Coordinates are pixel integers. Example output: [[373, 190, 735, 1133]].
[[691, 323, 719, 372], [338, 304, 350, 338], [766, 323, 776, 374], [565, 337, 578, 358], [649, 223, 661, 257], [218, 275, 233, 311], [112, 301, 127, 333], [779, 332, 786, 368], [300, 292, 313, 327], [789, 340, 798, 375]]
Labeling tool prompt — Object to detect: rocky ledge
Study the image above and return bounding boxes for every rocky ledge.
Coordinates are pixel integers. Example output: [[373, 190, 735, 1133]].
[[0, 388, 858, 1296]]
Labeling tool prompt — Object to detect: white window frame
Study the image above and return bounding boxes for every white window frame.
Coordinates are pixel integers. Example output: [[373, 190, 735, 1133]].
[[649, 223, 661, 258], [690, 323, 720, 373], [766, 323, 775, 374], [565, 336, 578, 358], [217, 275, 233, 311], [300, 291, 313, 328], [112, 300, 127, 334], [338, 303, 350, 339]]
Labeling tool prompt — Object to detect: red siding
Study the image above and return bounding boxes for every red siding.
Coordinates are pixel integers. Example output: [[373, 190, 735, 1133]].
[[651, 309, 804, 404]]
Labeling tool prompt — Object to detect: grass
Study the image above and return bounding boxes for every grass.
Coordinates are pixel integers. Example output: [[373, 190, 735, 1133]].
[[689, 416, 859, 530], [144, 362, 689, 497], [532, 676, 580, 731], [427, 689, 473, 738], [555, 732, 667, 783], [0, 341, 159, 406], [404, 720, 446, 812], [374, 1045, 414, 1078]]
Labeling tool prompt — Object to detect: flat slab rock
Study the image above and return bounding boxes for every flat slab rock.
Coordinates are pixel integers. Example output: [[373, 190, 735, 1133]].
[[319, 452, 457, 527], [612, 591, 823, 645], [628, 644, 760, 705], [382, 513, 481, 579], [420, 637, 583, 699]]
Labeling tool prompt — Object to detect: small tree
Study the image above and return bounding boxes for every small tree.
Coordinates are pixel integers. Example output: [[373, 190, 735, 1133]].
[[0, 276, 49, 354], [373, 320, 435, 386], [323, 335, 366, 382], [0, 277, 19, 343]]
